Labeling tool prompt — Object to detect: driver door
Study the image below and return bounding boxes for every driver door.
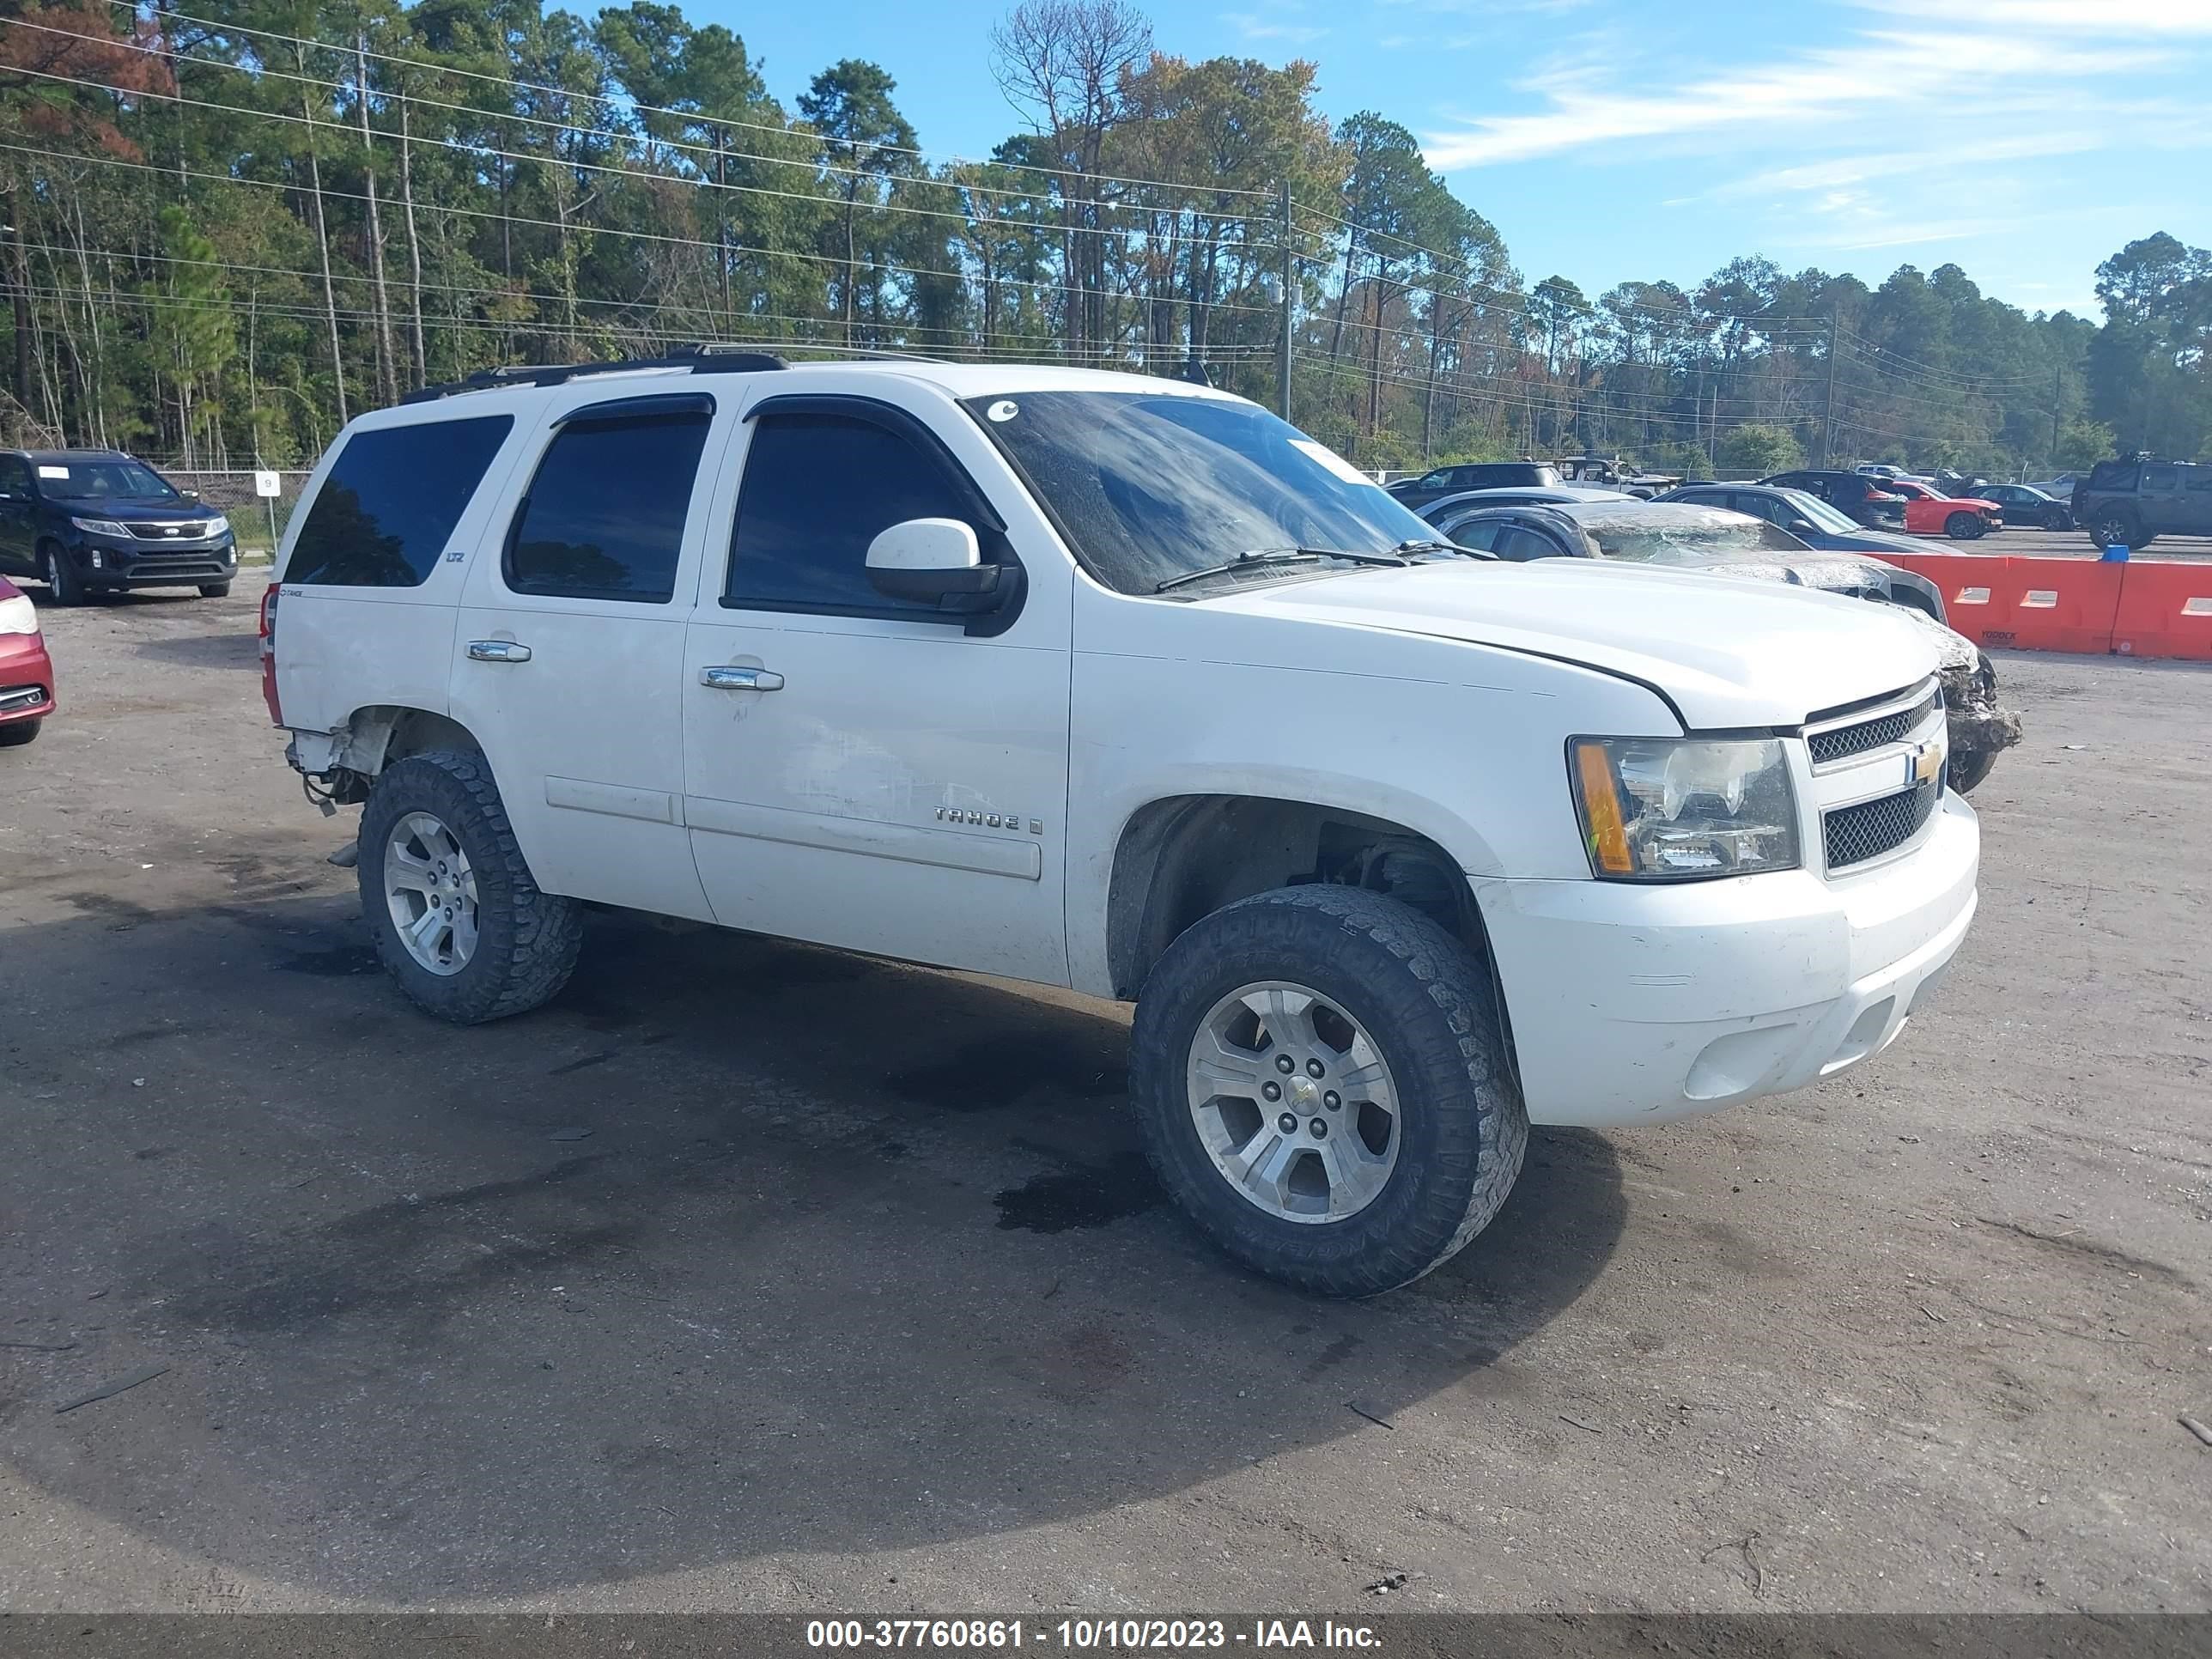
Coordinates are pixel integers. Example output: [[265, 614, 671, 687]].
[[679, 380, 1073, 988]]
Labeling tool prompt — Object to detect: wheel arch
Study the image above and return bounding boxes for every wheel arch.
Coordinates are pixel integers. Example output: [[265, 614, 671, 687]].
[[1103, 792, 1518, 1083], [312, 705, 486, 795]]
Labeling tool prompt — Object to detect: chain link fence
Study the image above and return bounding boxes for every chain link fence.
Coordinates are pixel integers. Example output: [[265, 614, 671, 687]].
[[149, 469, 314, 556]]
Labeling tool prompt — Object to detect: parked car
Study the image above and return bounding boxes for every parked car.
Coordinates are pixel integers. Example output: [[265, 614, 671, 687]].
[[0, 574, 56, 746], [0, 448, 239, 604], [265, 349, 1981, 1297], [1870, 478, 2006, 540], [1429, 500, 2021, 792], [1975, 483, 2072, 530], [1385, 459, 1559, 509], [1416, 484, 1632, 517], [2027, 470, 2085, 501], [1656, 483, 1936, 556], [1759, 469, 1910, 528], [1553, 455, 1680, 497], [2072, 456, 2212, 550]]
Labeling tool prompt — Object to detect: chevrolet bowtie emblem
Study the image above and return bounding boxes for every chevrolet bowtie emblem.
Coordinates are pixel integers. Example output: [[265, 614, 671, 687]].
[[1910, 740, 1945, 787]]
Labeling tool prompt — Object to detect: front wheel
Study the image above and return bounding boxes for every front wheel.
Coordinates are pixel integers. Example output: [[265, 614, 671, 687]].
[[41, 544, 84, 606], [2041, 507, 2069, 532], [1945, 512, 1986, 540], [0, 718, 40, 748], [198, 582, 232, 599], [357, 750, 584, 1024], [1129, 885, 1527, 1297]]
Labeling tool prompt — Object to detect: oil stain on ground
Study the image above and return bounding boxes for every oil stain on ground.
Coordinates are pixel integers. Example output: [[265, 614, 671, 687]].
[[892, 1032, 1128, 1114], [993, 1152, 1161, 1234]]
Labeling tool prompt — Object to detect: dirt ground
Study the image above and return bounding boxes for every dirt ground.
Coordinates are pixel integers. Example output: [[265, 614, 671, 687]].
[[0, 588, 2206, 1615]]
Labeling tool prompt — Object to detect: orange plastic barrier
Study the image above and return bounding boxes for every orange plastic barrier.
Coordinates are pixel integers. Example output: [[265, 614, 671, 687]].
[[2111, 562, 2212, 660], [1875, 550, 2022, 649], [2004, 561, 2126, 653]]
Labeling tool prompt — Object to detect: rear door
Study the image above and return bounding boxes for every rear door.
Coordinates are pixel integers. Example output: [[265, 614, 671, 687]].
[[447, 387, 722, 921], [2139, 463, 2185, 533]]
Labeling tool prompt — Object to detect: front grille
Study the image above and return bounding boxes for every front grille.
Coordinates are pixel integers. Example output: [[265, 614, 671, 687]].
[[0, 684, 49, 714], [1809, 690, 1939, 765], [122, 553, 229, 578], [124, 520, 217, 542], [1825, 778, 1941, 870]]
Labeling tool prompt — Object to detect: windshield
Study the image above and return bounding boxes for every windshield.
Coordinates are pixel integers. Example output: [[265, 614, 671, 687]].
[[1774, 487, 1860, 534], [962, 390, 1439, 595], [34, 459, 180, 501], [1563, 502, 1807, 563]]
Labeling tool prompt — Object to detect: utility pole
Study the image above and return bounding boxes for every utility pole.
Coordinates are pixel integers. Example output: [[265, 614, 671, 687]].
[[1277, 179, 1294, 422], [1820, 315, 1839, 469], [2050, 365, 2062, 471]]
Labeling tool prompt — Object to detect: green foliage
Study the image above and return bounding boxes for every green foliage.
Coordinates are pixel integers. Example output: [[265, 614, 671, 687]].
[[0, 1, 2194, 480], [1714, 422, 1802, 477]]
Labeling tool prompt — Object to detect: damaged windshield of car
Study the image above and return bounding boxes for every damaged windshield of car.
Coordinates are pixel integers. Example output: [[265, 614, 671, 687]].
[[1571, 503, 1807, 565], [963, 391, 1446, 596]]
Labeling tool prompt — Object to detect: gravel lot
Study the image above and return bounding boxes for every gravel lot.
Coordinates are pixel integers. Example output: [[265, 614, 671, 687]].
[[1, 587, 2207, 1614]]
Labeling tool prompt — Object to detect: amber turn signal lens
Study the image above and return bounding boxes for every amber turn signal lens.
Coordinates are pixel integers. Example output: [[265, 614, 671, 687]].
[[1573, 740, 1634, 876]]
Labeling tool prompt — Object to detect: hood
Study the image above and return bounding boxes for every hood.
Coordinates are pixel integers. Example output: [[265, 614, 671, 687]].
[[46, 493, 211, 523], [1200, 558, 1942, 728]]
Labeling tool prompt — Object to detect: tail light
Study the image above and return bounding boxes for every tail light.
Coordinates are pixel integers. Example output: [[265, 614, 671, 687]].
[[258, 582, 283, 726]]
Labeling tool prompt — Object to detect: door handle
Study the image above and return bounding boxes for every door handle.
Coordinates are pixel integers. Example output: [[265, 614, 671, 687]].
[[699, 665, 784, 691], [466, 640, 532, 663]]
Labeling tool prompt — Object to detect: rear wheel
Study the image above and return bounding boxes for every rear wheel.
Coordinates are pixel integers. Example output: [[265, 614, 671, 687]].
[[0, 718, 40, 748], [358, 750, 584, 1024], [1129, 885, 1527, 1297], [2088, 508, 2145, 550], [40, 544, 84, 606], [1944, 511, 1985, 540]]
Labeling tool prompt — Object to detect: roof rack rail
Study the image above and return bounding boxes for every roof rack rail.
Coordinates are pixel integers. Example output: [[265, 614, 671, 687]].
[[398, 339, 942, 404]]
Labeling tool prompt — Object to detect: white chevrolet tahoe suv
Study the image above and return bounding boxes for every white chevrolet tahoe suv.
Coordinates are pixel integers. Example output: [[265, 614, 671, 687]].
[[264, 348, 1978, 1296]]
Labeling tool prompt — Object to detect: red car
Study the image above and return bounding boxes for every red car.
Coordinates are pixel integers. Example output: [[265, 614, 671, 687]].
[[0, 574, 56, 746], [1883, 479, 2004, 539]]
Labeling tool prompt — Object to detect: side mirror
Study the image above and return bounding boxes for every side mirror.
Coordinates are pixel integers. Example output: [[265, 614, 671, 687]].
[[866, 518, 1002, 613], [1786, 516, 1815, 534]]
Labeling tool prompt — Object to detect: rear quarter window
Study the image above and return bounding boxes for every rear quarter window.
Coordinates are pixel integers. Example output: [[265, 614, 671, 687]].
[[286, 415, 514, 586]]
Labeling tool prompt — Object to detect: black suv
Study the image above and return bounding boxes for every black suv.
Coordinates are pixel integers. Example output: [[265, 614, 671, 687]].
[[1387, 460, 1560, 509], [0, 449, 238, 604], [1759, 470, 1909, 528], [2072, 457, 2212, 550]]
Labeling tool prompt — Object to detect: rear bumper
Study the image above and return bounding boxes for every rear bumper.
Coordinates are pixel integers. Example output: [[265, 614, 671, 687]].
[[1474, 794, 1978, 1127], [0, 630, 56, 724]]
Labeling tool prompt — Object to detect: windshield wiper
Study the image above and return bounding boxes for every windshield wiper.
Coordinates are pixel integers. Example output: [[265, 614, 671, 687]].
[[1392, 537, 1479, 558], [1154, 546, 1408, 594]]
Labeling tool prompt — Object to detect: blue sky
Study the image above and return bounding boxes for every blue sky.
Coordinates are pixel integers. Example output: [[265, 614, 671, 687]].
[[697, 0, 2212, 319]]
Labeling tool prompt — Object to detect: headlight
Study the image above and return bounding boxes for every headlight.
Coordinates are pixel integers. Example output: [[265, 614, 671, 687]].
[[0, 593, 37, 635], [1569, 737, 1800, 879], [71, 515, 131, 538], [204, 514, 230, 538]]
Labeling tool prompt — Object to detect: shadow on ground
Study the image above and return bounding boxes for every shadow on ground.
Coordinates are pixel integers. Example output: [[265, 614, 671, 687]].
[[0, 859, 1625, 1599]]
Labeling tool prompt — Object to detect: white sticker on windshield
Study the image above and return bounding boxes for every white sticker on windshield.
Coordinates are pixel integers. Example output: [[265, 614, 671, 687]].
[[1290, 439, 1372, 487], [37, 465, 69, 480], [986, 399, 1019, 422]]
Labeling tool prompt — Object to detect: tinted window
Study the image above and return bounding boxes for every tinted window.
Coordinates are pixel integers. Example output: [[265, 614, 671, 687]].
[[506, 413, 709, 604], [1492, 526, 1566, 561], [727, 413, 978, 614], [2143, 465, 2180, 491], [0, 456, 28, 496], [1442, 518, 1499, 551], [2188, 469, 2212, 492], [289, 416, 513, 587]]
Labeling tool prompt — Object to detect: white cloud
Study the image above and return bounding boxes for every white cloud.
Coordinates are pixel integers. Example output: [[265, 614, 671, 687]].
[[1221, 9, 1328, 45]]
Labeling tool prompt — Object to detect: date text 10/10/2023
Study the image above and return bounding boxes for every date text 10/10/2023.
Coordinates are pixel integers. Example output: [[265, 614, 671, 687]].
[[805, 1619, 1382, 1650]]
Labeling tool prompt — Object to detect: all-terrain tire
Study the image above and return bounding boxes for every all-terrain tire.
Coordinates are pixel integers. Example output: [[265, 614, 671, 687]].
[[357, 750, 584, 1024], [2087, 508, 2146, 551], [1129, 885, 1527, 1297]]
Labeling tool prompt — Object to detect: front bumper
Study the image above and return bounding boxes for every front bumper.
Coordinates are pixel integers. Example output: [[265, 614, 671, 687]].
[[1474, 793, 1978, 1127], [66, 532, 237, 586], [0, 630, 56, 724]]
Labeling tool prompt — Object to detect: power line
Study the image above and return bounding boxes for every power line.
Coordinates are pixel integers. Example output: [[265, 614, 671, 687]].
[[91, 0, 1285, 204]]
